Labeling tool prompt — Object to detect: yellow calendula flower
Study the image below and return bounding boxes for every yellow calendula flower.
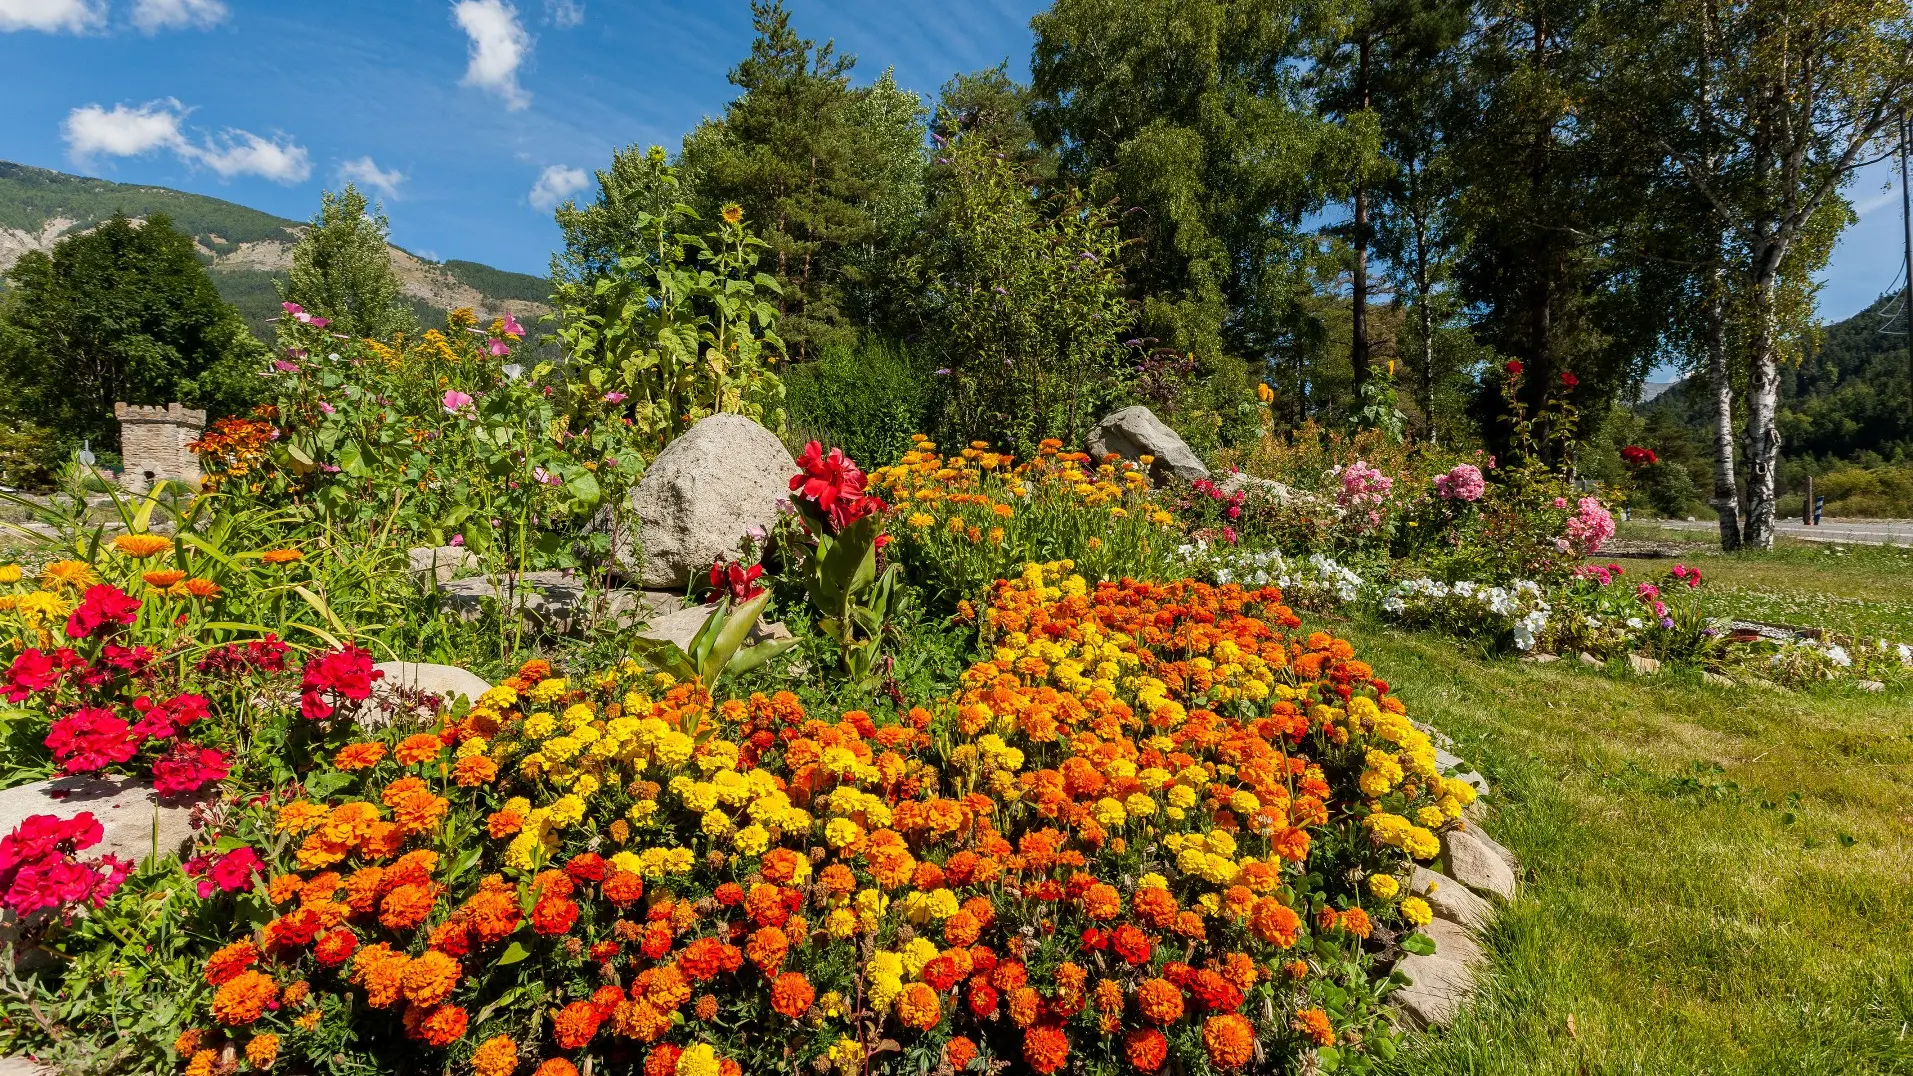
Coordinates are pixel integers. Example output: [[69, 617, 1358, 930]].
[[0, 565, 21, 585], [114, 534, 173, 558], [39, 560, 99, 592]]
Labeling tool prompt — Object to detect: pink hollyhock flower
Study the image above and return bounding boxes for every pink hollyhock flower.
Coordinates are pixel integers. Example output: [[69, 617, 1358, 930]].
[[45, 708, 139, 774], [441, 389, 474, 415], [603, 392, 627, 403], [281, 302, 303, 316], [272, 359, 301, 373], [486, 338, 511, 357], [501, 314, 525, 338], [309, 316, 330, 329]]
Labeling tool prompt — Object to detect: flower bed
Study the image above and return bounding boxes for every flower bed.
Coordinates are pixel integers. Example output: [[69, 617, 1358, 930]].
[[164, 563, 1471, 1075]]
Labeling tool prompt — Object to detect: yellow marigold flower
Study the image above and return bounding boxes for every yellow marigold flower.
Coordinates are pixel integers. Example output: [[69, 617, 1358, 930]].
[[1399, 896, 1433, 927], [1368, 874, 1400, 899], [114, 534, 173, 558]]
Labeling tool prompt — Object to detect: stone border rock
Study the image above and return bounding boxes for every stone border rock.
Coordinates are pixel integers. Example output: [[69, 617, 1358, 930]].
[[1384, 746, 1521, 1031]]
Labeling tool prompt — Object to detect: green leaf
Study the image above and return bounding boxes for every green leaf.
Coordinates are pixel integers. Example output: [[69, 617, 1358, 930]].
[[1400, 932, 1436, 956], [304, 769, 354, 799], [497, 941, 531, 966]]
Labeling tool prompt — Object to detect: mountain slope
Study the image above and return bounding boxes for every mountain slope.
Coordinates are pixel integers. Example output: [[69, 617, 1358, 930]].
[[0, 161, 552, 343]]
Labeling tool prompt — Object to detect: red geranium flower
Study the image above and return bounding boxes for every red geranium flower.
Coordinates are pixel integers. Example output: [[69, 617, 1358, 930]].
[[299, 644, 381, 720], [45, 708, 139, 773], [65, 584, 141, 639], [1504, 360, 1524, 377], [151, 742, 231, 797], [3, 649, 57, 702]]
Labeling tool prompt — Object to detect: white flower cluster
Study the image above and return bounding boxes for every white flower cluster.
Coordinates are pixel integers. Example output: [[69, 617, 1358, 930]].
[[1380, 577, 1552, 651], [1176, 545, 1365, 605]]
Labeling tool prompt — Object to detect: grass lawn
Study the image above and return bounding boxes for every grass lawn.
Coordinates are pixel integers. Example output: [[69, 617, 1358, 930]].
[[1608, 524, 1913, 641], [1343, 545, 1913, 1074]]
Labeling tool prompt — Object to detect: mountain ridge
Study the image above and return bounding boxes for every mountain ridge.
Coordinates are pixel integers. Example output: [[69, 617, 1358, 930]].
[[0, 160, 552, 342]]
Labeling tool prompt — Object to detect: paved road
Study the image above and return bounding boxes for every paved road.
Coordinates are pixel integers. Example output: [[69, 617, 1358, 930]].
[[1646, 517, 1913, 547]]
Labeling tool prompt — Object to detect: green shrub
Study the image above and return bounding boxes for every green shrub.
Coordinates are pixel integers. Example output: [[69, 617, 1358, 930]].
[[786, 337, 935, 469]]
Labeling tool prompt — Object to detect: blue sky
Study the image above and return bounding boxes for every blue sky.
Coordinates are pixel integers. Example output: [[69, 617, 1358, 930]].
[[0, 0, 1904, 331]]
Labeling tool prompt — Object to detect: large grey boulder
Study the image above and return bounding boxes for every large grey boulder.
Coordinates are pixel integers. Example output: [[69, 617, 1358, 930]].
[[0, 775, 197, 866], [1085, 406, 1209, 484], [617, 415, 796, 589], [407, 545, 480, 586], [441, 570, 586, 634]]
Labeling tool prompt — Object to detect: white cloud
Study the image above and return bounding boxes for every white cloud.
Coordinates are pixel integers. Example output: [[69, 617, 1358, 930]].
[[63, 99, 189, 158], [545, 0, 581, 27], [63, 99, 309, 184], [130, 0, 226, 32], [452, 0, 531, 110], [196, 130, 310, 183], [338, 156, 405, 200], [529, 164, 588, 211], [0, 0, 103, 33]]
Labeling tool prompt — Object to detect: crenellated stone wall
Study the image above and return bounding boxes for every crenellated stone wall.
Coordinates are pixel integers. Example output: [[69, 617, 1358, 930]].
[[114, 401, 205, 490]]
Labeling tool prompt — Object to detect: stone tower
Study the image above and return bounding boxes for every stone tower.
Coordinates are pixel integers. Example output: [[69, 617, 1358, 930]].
[[114, 402, 206, 490]]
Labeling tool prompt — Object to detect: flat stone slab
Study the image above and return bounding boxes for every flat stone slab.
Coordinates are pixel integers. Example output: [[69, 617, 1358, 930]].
[[0, 775, 196, 866], [1441, 827, 1518, 903], [0, 1055, 50, 1074], [369, 662, 492, 721], [1391, 952, 1476, 1029], [1412, 866, 1496, 935]]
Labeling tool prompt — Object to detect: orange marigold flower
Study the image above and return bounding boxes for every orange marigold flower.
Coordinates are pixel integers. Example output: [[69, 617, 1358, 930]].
[[1081, 882, 1121, 920], [210, 969, 278, 1026], [604, 870, 644, 906], [259, 548, 304, 564], [1249, 897, 1302, 948], [896, 982, 940, 1030], [186, 1049, 217, 1076], [471, 1035, 519, 1076], [487, 809, 526, 838], [204, 939, 259, 986], [245, 1033, 280, 1069], [173, 1029, 205, 1056], [405, 1003, 469, 1047], [1202, 1013, 1257, 1069], [333, 742, 388, 770], [536, 1062, 580, 1076], [1292, 1007, 1334, 1047], [1136, 978, 1184, 1025], [1007, 987, 1040, 1028], [314, 928, 359, 968], [400, 949, 461, 1007], [380, 882, 437, 931], [1023, 1026, 1070, 1075], [454, 755, 499, 786], [553, 1000, 603, 1050], [770, 971, 815, 1018], [395, 734, 444, 765], [1124, 1028, 1168, 1072]]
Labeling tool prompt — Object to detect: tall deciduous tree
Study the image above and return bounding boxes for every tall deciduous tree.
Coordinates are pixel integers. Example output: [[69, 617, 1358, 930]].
[[283, 185, 415, 341], [551, 144, 681, 288], [0, 212, 265, 455], [1650, 0, 1911, 548]]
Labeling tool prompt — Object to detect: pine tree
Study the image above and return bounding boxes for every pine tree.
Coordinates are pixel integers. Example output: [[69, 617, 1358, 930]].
[[283, 185, 416, 341], [680, 0, 925, 360]]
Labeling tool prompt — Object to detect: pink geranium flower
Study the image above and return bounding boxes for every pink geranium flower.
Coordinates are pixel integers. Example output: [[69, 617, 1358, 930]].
[[441, 389, 474, 415]]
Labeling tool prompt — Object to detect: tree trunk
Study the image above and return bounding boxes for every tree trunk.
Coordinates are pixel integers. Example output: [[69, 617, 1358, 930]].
[[1350, 36, 1373, 393], [1740, 263, 1782, 548], [1704, 267, 1741, 550]]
